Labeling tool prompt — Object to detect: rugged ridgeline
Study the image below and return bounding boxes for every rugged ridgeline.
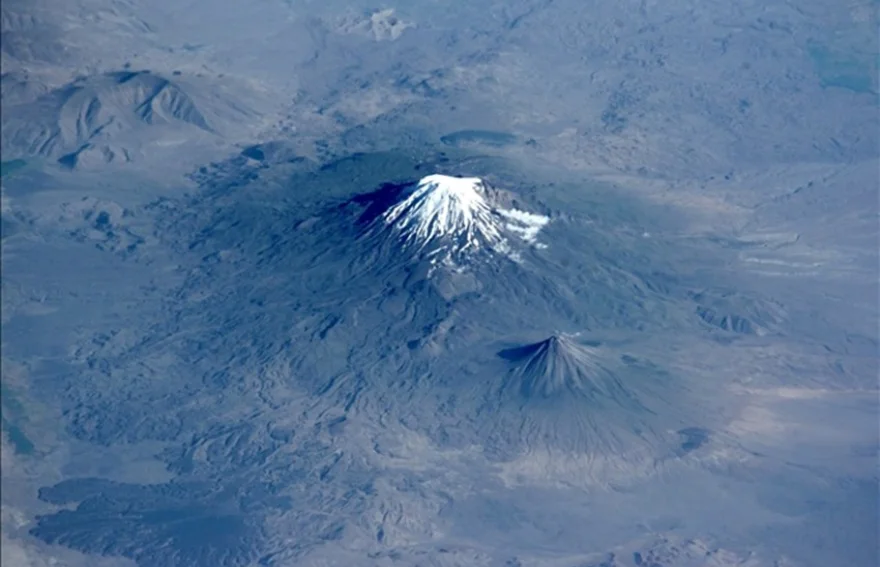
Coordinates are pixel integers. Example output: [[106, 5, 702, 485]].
[[1, 70, 264, 169]]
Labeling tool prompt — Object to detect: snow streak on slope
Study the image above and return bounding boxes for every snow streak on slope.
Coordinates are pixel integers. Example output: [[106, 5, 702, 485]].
[[383, 174, 503, 253], [379, 174, 549, 266]]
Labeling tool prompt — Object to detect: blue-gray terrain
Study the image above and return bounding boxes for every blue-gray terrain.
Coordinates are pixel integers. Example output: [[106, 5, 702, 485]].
[[1, 1, 877, 566]]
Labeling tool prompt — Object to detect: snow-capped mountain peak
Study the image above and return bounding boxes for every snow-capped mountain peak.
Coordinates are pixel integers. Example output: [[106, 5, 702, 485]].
[[380, 174, 548, 264], [382, 174, 503, 255]]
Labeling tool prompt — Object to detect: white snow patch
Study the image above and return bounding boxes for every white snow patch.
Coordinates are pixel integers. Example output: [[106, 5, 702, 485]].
[[382, 174, 550, 263], [337, 9, 414, 41], [497, 207, 550, 243], [383, 174, 504, 255]]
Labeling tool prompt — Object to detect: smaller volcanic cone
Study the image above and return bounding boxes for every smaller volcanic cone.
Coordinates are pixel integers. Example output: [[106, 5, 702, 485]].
[[499, 334, 636, 404], [481, 334, 692, 457]]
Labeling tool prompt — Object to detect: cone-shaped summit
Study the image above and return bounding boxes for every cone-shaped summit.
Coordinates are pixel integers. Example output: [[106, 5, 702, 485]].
[[485, 334, 691, 456], [366, 174, 548, 267], [382, 175, 504, 255], [499, 334, 629, 402]]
